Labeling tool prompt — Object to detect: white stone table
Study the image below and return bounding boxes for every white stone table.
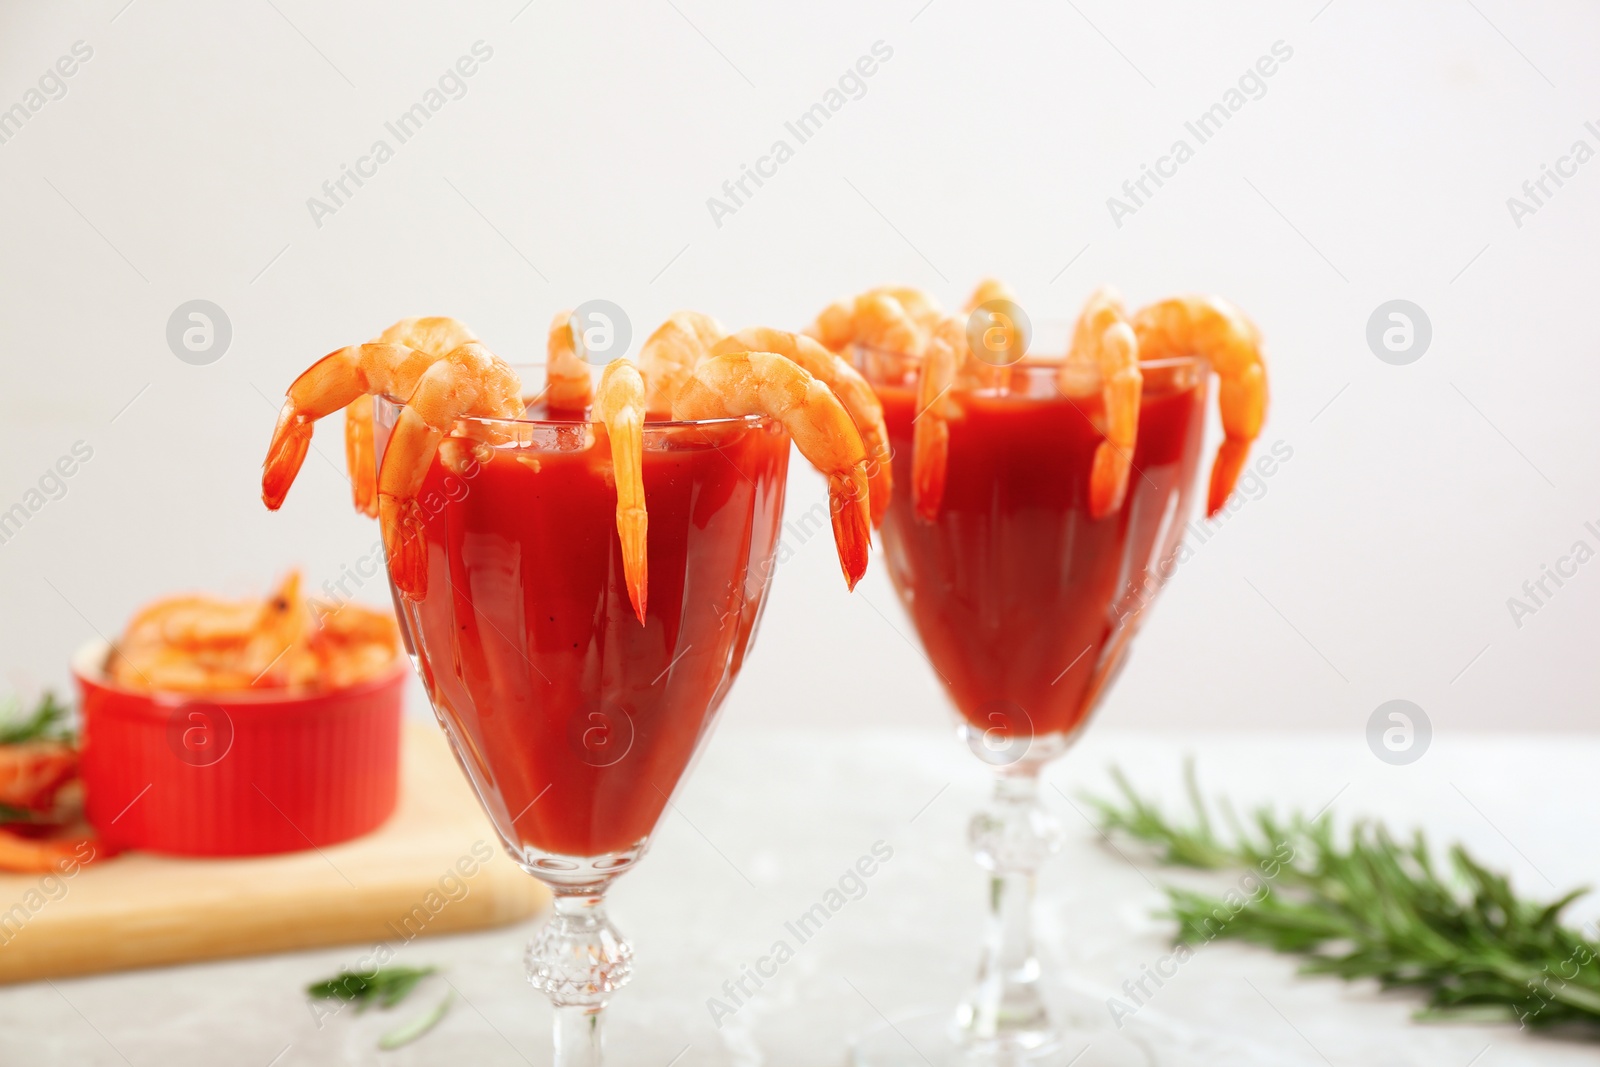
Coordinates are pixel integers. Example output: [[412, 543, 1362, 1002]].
[[2, 726, 1594, 1066]]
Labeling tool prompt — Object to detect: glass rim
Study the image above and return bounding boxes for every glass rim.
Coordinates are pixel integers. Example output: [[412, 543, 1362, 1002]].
[[848, 342, 1205, 372], [373, 361, 772, 431]]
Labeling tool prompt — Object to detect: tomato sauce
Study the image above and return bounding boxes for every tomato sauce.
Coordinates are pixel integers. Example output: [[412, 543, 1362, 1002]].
[[396, 412, 789, 859], [874, 363, 1207, 740]]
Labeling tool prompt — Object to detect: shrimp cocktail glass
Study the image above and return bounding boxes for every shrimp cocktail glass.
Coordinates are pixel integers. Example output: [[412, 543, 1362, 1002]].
[[260, 312, 876, 1065], [812, 282, 1268, 1065]]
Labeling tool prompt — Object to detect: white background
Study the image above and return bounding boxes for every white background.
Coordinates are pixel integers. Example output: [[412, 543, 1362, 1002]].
[[1, 0, 1597, 737]]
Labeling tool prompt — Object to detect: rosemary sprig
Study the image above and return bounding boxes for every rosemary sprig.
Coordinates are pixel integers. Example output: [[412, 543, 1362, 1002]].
[[306, 965, 437, 1013], [307, 965, 451, 1050], [378, 991, 454, 1050], [1088, 763, 1600, 1031], [0, 692, 74, 745], [0, 802, 42, 824]]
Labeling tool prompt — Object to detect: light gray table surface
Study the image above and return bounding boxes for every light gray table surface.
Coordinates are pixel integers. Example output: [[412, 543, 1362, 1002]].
[[2, 724, 1594, 1066]]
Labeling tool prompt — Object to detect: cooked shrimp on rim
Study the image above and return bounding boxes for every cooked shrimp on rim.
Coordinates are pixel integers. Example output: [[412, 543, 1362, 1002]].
[[262, 312, 872, 612], [812, 280, 1270, 521], [710, 327, 893, 528]]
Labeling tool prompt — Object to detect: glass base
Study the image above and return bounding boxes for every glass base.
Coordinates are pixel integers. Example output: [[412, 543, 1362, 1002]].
[[850, 1009, 1155, 1067], [511, 839, 649, 892]]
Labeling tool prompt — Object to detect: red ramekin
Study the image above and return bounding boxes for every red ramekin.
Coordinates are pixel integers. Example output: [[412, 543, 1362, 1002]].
[[73, 641, 405, 856]]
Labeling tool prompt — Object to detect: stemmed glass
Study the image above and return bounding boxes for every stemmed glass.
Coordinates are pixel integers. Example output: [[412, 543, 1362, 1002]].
[[851, 340, 1211, 1066], [374, 378, 789, 1066]]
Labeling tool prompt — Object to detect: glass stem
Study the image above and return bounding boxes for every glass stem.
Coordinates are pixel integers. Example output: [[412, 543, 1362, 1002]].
[[553, 1004, 604, 1067], [526, 891, 633, 1067], [956, 769, 1064, 1055]]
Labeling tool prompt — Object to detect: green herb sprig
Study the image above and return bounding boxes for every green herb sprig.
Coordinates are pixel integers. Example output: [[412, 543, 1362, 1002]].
[[378, 991, 454, 1050], [1088, 764, 1600, 1031], [0, 802, 42, 824], [0, 692, 74, 745], [306, 965, 437, 1012], [306, 965, 453, 1051]]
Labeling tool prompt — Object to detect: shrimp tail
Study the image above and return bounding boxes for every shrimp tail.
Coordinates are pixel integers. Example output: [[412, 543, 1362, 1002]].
[[1089, 444, 1131, 517], [1209, 360, 1266, 515], [912, 419, 948, 522], [378, 493, 428, 601], [828, 469, 871, 590], [375, 403, 448, 603], [911, 319, 963, 523], [597, 360, 649, 624], [615, 508, 648, 624], [262, 400, 313, 510], [344, 396, 378, 517], [1207, 439, 1252, 517]]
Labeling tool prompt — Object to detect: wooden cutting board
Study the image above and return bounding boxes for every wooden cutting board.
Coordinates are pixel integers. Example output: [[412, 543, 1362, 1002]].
[[0, 722, 547, 983]]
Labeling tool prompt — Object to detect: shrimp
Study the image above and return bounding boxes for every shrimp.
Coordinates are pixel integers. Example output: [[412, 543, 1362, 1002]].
[[346, 317, 477, 517], [120, 594, 265, 649], [808, 287, 939, 354], [264, 342, 523, 600], [807, 299, 856, 351], [313, 599, 399, 646], [595, 360, 649, 624], [0, 828, 104, 874], [1062, 286, 1143, 519], [911, 317, 965, 522], [111, 573, 316, 691], [672, 351, 872, 590], [639, 311, 726, 417], [963, 277, 1024, 392], [874, 286, 943, 334], [851, 291, 926, 356], [710, 328, 894, 527], [963, 277, 1016, 313], [0, 742, 77, 813], [374, 342, 524, 599], [267, 341, 455, 511], [111, 576, 399, 693], [543, 309, 592, 413], [117, 575, 304, 654], [1086, 323, 1141, 518], [376, 316, 478, 358], [1131, 296, 1267, 516], [308, 601, 402, 690]]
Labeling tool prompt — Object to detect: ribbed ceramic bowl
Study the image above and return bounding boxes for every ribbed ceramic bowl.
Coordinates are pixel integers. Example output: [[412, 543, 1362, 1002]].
[[73, 640, 404, 856]]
